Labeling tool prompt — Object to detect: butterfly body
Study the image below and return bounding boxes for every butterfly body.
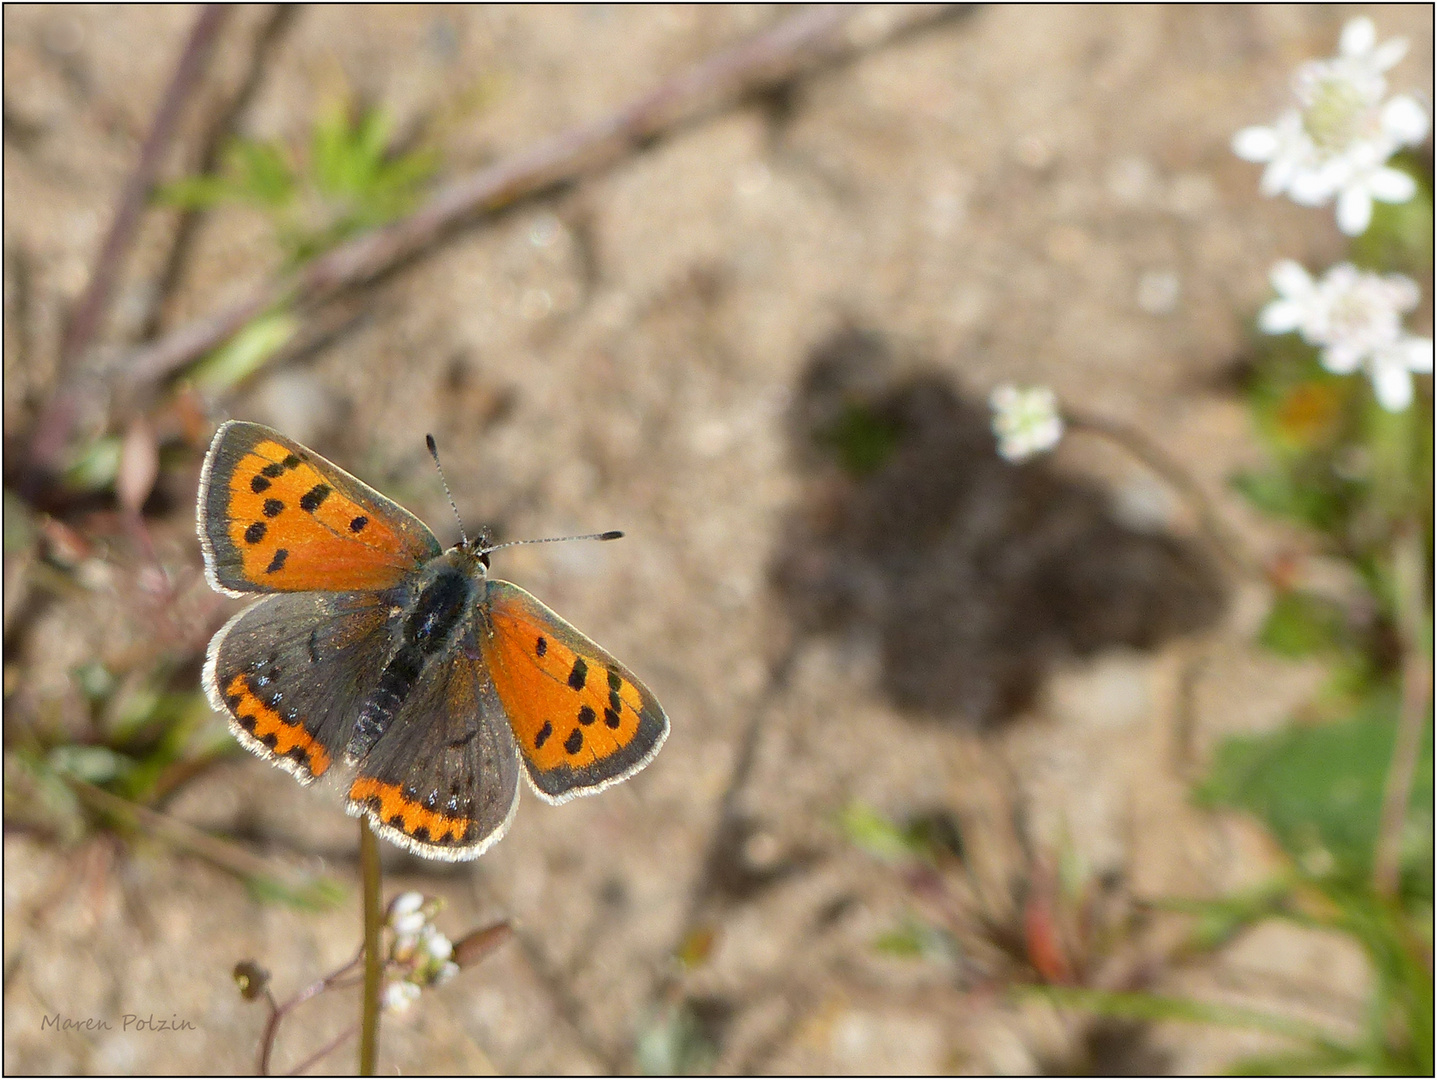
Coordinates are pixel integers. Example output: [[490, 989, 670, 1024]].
[[198, 421, 668, 861]]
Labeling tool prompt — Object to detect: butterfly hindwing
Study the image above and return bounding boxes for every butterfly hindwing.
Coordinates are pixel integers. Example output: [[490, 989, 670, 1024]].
[[199, 421, 442, 596], [479, 579, 669, 803], [345, 632, 521, 861], [204, 590, 401, 784]]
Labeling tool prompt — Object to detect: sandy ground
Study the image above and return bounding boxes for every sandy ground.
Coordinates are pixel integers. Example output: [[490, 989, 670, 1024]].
[[4, 5, 1431, 1074]]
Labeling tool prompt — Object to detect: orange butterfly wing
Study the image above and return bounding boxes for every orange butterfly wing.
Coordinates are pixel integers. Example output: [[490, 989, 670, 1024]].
[[478, 579, 669, 803], [198, 421, 441, 595]]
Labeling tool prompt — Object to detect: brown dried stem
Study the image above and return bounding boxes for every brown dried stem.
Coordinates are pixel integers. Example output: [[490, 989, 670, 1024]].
[[1065, 411, 1260, 580], [79, 5, 952, 425], [28, 5, 228, 476]]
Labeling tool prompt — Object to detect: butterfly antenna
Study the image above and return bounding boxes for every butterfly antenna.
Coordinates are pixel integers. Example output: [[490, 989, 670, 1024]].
[[481, 530, 624, 555], [426, 434, 469, 547]]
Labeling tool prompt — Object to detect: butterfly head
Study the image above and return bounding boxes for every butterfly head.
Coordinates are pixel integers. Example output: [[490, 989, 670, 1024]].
[[427, 435, 621, 572]]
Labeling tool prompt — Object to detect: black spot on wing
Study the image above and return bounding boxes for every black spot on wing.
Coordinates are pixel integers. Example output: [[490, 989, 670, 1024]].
[[299, 484, 331, 512], [564, 728, 583, 754], [244, 522, 266, 544], [568, 657, 588, 690], [266, 549, 289, 574]]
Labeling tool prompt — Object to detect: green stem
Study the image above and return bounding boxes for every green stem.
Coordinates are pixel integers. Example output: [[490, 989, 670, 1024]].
[[1373, 523, 1431, 898], [1024, 985, 1352, 1053], [358, 818, 383, 1075]]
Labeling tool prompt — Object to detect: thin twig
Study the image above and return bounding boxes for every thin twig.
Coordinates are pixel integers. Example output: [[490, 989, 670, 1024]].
[[113, 5, 951, 390], [28, 5, 228, 475], [285, 1022, 359, 1077], [140, 4, 301, 342], [257, 949, 365, 1074], [68, 777, 334, 897], [1373, 524, 1431, 898], [1066, 411, 1260, 580]]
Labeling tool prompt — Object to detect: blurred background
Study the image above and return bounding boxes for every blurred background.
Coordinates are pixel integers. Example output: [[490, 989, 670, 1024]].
[[3, 5, 1431, 1074]]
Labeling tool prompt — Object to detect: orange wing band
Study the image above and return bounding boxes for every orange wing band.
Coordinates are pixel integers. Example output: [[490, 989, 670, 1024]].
[[224, 672, 331, 777], [348, 777, 475, 845]]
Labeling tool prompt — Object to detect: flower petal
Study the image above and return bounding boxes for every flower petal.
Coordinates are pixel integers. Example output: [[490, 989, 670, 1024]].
[[1381, 95, 1429, 145], [1404, 337, 1434, 375], [1258, 300, 1305, 334], [1339, 17, 1376, 58], [1269, 259, 1313, 298], [1289, 167, 1338, 205], [1370, 357, 1413, 411], [1367, 167, 1416, 204], [1336, 185, 1373, 235], [1371, 37, 1409, 72], [1322, 340, 1364, 374], [1232, 126, 1279, 161]]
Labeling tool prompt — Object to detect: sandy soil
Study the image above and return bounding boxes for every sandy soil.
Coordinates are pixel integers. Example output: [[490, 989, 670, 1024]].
[[4, 5, 1430, 1074]]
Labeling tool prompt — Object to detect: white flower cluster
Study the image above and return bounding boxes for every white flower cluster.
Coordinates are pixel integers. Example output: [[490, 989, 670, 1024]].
[[1237, 18, 1432, 412], [1233, 17, 1428, 236], [382, 892, 459, 1014], [1261, 261, 1433, 412], [989, 384, 1064, 463]]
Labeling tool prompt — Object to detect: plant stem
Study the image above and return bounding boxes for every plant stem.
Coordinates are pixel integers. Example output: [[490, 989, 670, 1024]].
[[1373, 523, 1431, 898], [110, 6, 952, 396], [1066, 411, 1259, 579], [358, 817, 383, 1075], [27, 5, 228, 479]]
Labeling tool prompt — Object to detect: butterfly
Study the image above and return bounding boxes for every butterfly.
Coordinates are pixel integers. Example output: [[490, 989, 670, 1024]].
[[197, 420, 669, 861]]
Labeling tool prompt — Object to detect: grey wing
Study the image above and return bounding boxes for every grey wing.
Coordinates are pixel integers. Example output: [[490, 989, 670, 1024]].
[[345, 631, 521, 861], [204, 590, 399, 784]]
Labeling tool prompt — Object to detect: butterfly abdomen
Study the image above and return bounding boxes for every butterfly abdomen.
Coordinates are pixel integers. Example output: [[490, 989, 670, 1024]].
[[349, 562, 475, 759]]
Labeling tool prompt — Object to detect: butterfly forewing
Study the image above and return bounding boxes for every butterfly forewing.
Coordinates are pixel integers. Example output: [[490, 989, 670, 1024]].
[[199, 421, 441, 595], [479, 579, 669, 802]]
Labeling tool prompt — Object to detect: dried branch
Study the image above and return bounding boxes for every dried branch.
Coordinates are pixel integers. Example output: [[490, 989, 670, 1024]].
[[1066, 411, 1260, 580], [28, 5, 228, 475], [60, 5, 953, 435]]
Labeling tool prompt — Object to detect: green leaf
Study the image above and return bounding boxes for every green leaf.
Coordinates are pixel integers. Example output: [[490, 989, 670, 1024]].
[[1195, 693, 1433, 888], [47, 745, 135, 785], [1020, 985, 1349, 1052], [1156, 876, 1295, 952], [1349, 152, 1434, 279], [873, 916, 958, 964], [634, 1002, 718, 1076], [836, 801, 926, 862], [154, 174, 240, 210], [1229, 469, 1345, 534], [1257, 591, 1347, 657], [227, 140, 295, 207], [188, 310, 299, 393], [63, 436, 123, 493], [818, 403, 903, 476], [4, 489, 36, 554]]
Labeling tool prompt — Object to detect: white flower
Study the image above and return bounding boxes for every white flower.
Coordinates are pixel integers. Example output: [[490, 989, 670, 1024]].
[[386, 891, 427, 940], [1232, 17, 1427, 234], [418, 925, 453, 965], [989, 384, 1063, 462], [1259, 260, 1431, 411], [382, 980, 421, 1013]]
